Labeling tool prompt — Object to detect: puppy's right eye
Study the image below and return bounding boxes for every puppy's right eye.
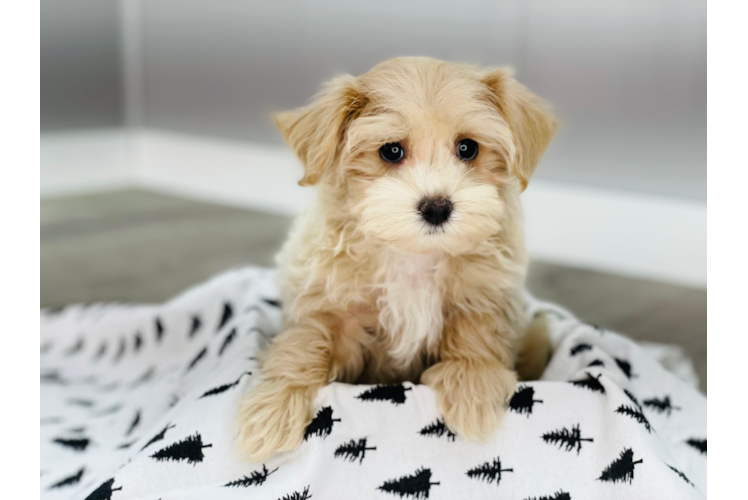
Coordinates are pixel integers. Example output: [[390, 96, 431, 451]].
[[379, 142, 404, 163]]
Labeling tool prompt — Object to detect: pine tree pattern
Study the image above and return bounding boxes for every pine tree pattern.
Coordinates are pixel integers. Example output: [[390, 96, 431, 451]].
[[126, 409, 141, 436], [278, 486, 312, 500], [643, 396, 680, 416], [304, 406, 340, 440], [667, 464, 694, 487], [614, 358, 634, 379], [509, 385, 543, 416], [624, 389, 642, 410], [155, 317, 165, 342], [615, 405, 652, 432], [685, 438, 706, 455], [419, 419, 456, 441], [84, 478, 122, 500], [141, 423, 175, 450], [189, 314, 202, 338], [133, 332, 143, 352], [570, 372, 606, 394], [47, 467, 84, 489], [113, 337, 126, 363], [218, 327, 237, 356], [379, 468, 439, 498], [199, 372, 251, 398], [224, 464, 278, 487], [151, 433, 212, 465], [524, 491, 571, 500], [587, 359, 605, 367], [93, 341, 107, 361], [356, 384, 412, 405], [466, 457, 513, 485], [570, 343, 592, 356], [187, 347, 208, 371], [334, 438, 377, 464], [65, 337, 85, 356], [598, 448, 643, 484], [52, 436, 91, 452], [218, 302, 233, 331], [541, 424, 594, 454]]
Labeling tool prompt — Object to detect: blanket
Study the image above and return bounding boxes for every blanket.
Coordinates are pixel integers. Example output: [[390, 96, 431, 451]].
[[40, 267, 707, 499]]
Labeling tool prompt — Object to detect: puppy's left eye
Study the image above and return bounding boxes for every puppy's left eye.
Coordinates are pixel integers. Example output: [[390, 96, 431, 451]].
[[456, 139, 479, 161]]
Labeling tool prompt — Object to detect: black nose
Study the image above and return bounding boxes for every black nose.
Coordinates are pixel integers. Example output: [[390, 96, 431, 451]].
[[419, 197, 453, 226]]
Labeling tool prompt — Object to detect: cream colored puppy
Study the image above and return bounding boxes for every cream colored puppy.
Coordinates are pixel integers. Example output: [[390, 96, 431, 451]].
[[236, 57, 556, 461]]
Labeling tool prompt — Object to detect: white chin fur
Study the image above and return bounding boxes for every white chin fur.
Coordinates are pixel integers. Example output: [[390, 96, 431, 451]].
[[354, 163, 504, 255]]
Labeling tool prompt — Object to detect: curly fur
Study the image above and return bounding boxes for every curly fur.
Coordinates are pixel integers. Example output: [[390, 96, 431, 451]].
[[236, 57, 557, 461]]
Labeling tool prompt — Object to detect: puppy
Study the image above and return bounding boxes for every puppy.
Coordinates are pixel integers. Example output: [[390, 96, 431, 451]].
[[236, 57, 556, 461]]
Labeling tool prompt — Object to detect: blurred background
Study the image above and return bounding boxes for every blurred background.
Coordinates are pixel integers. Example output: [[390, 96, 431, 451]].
[[40, 0, 706, 389]]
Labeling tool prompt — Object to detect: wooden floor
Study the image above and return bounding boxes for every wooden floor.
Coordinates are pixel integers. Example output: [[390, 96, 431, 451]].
[[41, 189, 706, 392]]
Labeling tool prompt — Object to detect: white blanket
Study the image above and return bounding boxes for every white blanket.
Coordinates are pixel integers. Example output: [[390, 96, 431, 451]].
[[40, 267, 707, 500]]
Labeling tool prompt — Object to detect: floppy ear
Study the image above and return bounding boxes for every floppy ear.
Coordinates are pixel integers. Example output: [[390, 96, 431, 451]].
[[482, 69, 557, 191], [275, 76, 366, 186]]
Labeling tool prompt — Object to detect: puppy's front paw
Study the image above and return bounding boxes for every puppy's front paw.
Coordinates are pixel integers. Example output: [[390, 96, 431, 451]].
[[235, 380, 313, 462], [421, 360, 517, 441]]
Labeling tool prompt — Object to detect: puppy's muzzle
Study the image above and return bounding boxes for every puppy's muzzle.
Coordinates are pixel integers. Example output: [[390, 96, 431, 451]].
[[419, 197, 453, 226]]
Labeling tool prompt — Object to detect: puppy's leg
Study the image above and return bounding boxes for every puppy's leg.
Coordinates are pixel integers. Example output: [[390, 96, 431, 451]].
[[236, 315, 335, 461], [421, 313, 517, 441]]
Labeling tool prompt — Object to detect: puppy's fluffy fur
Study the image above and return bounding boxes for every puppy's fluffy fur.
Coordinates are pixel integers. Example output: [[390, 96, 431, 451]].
[[236, 57, 557, 461]]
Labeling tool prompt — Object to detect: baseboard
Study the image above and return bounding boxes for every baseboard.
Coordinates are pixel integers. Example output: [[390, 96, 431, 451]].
[[40, 128, 706, 287]]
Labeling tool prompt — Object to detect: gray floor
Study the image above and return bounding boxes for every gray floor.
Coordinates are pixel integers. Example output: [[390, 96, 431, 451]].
[[41, 189, 706, 392]]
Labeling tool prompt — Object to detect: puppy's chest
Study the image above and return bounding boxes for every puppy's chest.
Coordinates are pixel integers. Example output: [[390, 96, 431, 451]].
[[372, 252, 446, 365]]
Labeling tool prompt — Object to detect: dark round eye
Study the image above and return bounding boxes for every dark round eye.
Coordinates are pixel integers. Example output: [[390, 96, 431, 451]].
[[456, 139, 479, 161], [379, 142, 404, 163]]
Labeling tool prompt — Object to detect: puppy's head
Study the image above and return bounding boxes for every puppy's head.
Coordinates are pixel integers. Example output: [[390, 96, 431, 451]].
[[276, 57, 556, 255]]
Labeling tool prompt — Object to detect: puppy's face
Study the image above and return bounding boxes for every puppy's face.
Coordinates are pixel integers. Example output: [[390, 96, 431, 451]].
[[277, 58, 556, 255]]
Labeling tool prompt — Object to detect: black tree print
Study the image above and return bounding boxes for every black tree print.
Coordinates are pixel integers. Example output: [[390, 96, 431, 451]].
[[129, 366, 156, 389], [41, 370, 67, 385], [218, 328, 237, 356], [542, 424, 594, 454], [48, 467, 84, 489], [141, 423, 176, 450], [113, 337, 126, 363], [199, 372, 252, 398], [624, 389, 642, 410], [334, 438, 377, 464], [615, 405, 652, 432], [218, 302, 233, 331], [304, 406, 340, 440], [263, 298, 281, 308], [643, 396, 680, 416], [570, 343, 592, 356], [126, 409, 141, 436], [117, 440, 136, 449], [598, 448, 643, 484], [84, 478, 122, 500], [685, 438, 706, 455], [224, 464, 278, 487], [509, 385, 543, 416], [65, 337, 85, 356], [587, 359, 605, 367], [466, 457, 513, 485], [570, 372, 606, 394], [155, 317, 165, 342], [187, 346, 208, 371], [52, 437, 91, 452], [151, 432, 212, 465], [93, 341, 107, 361], [357, 384, 412, 405], [189, 314, 202, 338], [278, 486, 312, 500], [667, 464, 694, 487], [419, 419, 456, 441], [379, 468, 439, 498], [614, 358, 635, 379], [133, 332, 143, 352], [524, 492, 571, 500]]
